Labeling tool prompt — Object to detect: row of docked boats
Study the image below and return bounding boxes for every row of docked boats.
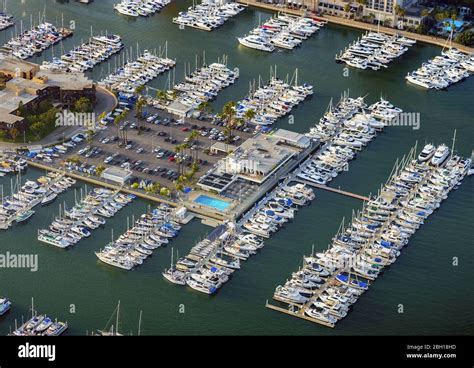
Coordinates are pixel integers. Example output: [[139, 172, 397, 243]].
[[300, 96, 402, 185], [0, 172, 75, 230], [2, 22, 72, 60], [41, 33, 123, 73], [0, 11, 14, 31], [37, 188, 134, 249], [172, 1, 245, 31], [272, 143, 471, 327], [234, 76, 313, 126], [96, 205, 181, 270], [238, 13, 324, 52], [406, 47, 473, 90], [167, 61, 238, 109], [100, 49, 176, 94], [0, 155, 27, 175], [163, 224, 264, 294], [335, 31, 415, 71], [10, 314, 68, 336], [242, 183, 315, 238], [114, 0, 170, 17]]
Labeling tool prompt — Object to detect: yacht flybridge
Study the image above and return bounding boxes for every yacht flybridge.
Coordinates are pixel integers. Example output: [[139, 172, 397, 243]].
[[238, 13, 324, 52], [406, 48, 473, 90], [336, 31, 415, 71], [172, 1, 245, 31]]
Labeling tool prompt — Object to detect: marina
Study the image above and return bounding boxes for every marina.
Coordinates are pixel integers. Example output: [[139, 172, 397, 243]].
[[238, 13, 324, 52], [268, 143, 471, 327], [114, 0, 171, 18], [1, 20, 72, 60], [159, 56, 239, 111], [0, 0, 472, 337], [234, 69, 313, 126], [172, 1, 245, 32], [0, 8, 13, 32], [96, 205, 181, 270], [38, 187, 134, 248], [9, 299, 68, 336], [41, 33, 124, 73], [0, 170, 75, 230], [99, 47, 176, 94], [335, 31, 416, 71], [406, 47, 473, 90]]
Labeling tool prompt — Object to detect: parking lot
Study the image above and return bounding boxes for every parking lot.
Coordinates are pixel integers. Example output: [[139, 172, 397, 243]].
[[62, 105, 255, 189]]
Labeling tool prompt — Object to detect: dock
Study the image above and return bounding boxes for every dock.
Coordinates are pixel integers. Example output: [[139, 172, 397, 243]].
[[296, 179, 370, 201], [265, 300, 335, 328]]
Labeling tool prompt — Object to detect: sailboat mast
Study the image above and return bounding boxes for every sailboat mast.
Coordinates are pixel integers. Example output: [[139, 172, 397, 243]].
[[116, 300, 120, 335]]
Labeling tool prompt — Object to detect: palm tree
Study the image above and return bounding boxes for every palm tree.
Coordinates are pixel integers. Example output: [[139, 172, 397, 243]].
[[135, 97, 147, 135], [188, 130, 201, 162], [197, 101, 212, 117], [155, 89, 167, 104], [86, 129, 94, 147], [394, 5, 406, 18], [114, 112, 125, 146], [243, 108, 256, 125]]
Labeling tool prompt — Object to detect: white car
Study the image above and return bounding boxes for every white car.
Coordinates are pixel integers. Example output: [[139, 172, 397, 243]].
[[104, 156, 113, 164]]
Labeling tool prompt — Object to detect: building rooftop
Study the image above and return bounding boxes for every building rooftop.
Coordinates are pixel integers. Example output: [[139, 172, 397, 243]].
[[0, 88, 38, 114], [0, 55, 39, 74], [37, 69, 94, 90], [272, 129, 312, 149], [224, 133, 299, 183]]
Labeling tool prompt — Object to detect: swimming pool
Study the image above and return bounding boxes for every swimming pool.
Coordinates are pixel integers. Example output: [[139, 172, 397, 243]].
[[194, 195, 231, 211], [443, 19, 464, 32]]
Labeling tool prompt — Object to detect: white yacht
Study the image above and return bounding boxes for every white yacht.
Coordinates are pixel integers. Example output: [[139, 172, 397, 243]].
[[418, 144, 436, 162], [431, 144, 450, 166], [238, 35, 275, 52]]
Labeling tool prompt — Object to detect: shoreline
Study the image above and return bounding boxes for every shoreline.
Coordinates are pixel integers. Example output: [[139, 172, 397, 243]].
[[237, 0, 474, 53]]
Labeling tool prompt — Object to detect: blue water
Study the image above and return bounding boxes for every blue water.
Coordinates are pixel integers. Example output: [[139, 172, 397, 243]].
[[443, 19, 464, 32], [194, 195, 231, 211]]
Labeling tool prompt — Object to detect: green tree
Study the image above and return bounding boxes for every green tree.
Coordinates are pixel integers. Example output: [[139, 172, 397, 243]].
[[455, 31, 474, 46], [30, 122, 46, 139], [95, 164, 106, 176], [9, 127, 19, 142], [114, 111, 126, 146], [243, 108, 256, 125], [86, 129, 95, 147], [74, 97, 92, 113]]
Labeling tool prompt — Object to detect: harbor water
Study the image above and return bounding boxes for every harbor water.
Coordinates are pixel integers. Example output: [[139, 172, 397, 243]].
[[0, 0, 473, 335]]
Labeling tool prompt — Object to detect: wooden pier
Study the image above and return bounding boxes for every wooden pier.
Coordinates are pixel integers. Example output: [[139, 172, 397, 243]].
[[265, 300, 336, 328], [296, 179, 370, 201]]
